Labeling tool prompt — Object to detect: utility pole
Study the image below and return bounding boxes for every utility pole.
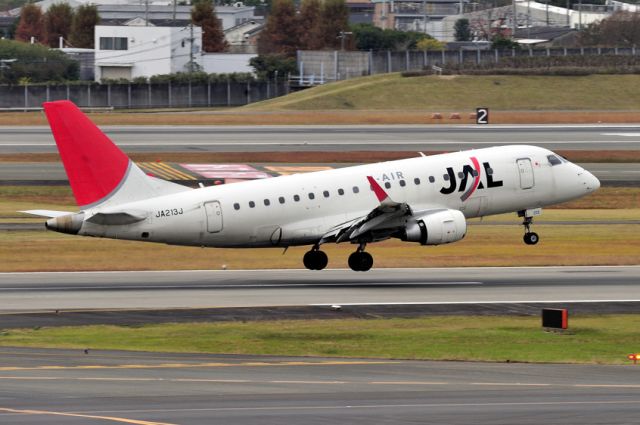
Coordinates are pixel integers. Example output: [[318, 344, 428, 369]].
[[173, 0, 177, 23], [145, 0, 149, 26], [512, 0, 517, 37], [189, 23, 195, 73]]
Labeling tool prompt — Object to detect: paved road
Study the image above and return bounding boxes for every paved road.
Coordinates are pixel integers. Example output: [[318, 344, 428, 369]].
[[0, 266, 638, 312], [1, 161, 637, 185], [1, 347, 639, 425], [2, 124, 640, 152]]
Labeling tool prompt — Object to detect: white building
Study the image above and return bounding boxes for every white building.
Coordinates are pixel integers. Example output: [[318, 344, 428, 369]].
[[94, 20, 202, 81]]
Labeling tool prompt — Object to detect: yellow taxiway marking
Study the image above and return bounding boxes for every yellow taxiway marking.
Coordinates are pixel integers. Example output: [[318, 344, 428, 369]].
[[0, 407, 175, 425], [0, 360, 395, 372]]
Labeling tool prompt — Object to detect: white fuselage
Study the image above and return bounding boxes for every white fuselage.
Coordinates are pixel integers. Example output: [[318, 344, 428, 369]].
[[77, 145, 599, 248]]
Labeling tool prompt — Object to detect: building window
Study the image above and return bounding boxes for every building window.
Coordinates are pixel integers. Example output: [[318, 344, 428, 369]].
[[99, 37, 128, 51]]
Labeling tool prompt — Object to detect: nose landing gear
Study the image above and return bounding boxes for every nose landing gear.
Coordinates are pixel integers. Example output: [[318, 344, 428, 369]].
[[348, 243, 373, 272], [519, 209, 540, 245], [303, 247, 328, 270]]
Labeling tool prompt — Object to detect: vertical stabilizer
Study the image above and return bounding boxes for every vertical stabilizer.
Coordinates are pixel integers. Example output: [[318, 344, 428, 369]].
[[43, 101, 189, 210]]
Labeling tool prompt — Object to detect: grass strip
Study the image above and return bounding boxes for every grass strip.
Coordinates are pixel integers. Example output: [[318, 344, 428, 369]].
[[1, 220, 638, 271], [2, 315, 639, 364]]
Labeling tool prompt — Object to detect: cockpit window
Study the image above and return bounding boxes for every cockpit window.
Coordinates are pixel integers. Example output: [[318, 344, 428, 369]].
[[547, 155, 562, 166]]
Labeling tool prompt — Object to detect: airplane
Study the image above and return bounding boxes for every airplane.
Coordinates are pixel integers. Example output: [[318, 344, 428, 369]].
[[24, 101, 600, 272]]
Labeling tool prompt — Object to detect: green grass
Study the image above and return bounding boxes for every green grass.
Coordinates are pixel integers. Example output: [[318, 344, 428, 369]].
[[246, 74, 640, 111], [2, 316, 640, 364]]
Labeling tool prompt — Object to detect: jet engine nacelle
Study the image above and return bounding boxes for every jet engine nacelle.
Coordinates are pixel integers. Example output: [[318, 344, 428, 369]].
[[400, 209, 467, 245]]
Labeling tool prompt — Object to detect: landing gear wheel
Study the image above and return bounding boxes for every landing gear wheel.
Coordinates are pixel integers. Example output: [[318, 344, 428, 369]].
[[348, 251, 374, 272], [523, 232, 539, 245], [303, 250, 328, 270]]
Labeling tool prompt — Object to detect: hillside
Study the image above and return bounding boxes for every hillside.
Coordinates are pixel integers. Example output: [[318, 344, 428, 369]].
[[245, 74, 640, 111]]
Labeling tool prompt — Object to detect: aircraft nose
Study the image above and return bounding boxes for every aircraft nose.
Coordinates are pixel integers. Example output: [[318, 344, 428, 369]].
[[583, 170, 600, 193]]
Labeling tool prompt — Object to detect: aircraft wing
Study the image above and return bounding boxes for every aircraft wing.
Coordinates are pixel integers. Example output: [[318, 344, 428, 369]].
[[319, 176, 413, 244], [20, 210, 74, 218]]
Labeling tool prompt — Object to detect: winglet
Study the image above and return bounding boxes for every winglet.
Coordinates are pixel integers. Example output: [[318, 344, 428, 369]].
[[367, 176, 389, 203]]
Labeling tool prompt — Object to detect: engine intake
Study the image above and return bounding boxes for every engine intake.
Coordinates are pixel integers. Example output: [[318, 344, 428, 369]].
[[400, 209, 466, 245]]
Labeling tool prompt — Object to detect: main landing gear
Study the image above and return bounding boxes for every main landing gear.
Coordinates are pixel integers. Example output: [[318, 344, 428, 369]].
[[302, 243, 374, 272], [348, 243, 373, 272], [521, 213, 539, 245], [303, 247, 328, 270]]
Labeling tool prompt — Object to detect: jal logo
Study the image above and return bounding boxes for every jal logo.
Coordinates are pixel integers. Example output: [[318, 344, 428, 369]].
[[440, 157, 503, 201]]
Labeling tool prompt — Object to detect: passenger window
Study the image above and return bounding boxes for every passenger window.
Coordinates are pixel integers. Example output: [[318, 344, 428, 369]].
[[338, 188, 345, 195], [414, 178, 420, 185], [308, 192, 315, 200], [486, 168, 494, 175], [458, 172, 464, 179], [353, 186, 360, 194], [293, 195, 300, 202], [384, 182, 391, 189], [233, 203, 240, 210], [547, 155, 562, 166], [264, 199, 270, 206], [279, 196, 285, 204], [323, 190, 330, 198], [249, 201, 255, 208], [443, 174, 449, 181], [472, 170, 479, 177], [429, 176, 435, 183], [399, 180, 406, 187]]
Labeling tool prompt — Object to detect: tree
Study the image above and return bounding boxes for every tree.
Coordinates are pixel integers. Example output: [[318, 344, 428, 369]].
[[257, 0, 299, 56], [0, 39, 79, 84], [249, 54, 297, 79], [454, 18, 471, 42], [579, 11, 640, 47], [15, 3, 46, 44], [298, 0, 324, 50], [191, 0, 228, 52], [320, 0, 349, 49], [44, 2, 74, 48], [491, 35, 520, 50], [69, 5, 100, 49], [416, 38, 446, 51], [351, 24, 429, 50]]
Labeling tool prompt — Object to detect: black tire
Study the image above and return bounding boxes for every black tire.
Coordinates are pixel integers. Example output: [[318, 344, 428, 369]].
[[359, 252, 373, 272], [348, 252, 374, 272], [348, 252, 361, 271], [316, 250, 328, 270], [523, 234, 531, 245], [303, 250, 316, 270]]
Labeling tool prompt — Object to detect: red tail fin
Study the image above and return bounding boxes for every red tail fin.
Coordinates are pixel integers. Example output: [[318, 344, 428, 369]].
[[43, 101, 130, 208]]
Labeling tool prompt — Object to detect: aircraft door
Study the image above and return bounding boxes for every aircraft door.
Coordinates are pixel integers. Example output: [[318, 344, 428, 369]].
[[517, 158, 535, 189], [204, 201, 223, 233]]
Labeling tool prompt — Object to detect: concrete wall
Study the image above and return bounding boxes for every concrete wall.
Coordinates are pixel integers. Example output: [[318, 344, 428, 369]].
[[201, 53, 257, 75]]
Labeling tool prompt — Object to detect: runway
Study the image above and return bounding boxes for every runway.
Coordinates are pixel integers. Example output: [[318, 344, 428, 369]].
[[1, 161, 638, 186], [2, 124, 640, 152], [1, 347, 640, 425], [1, 266, 639, 312]]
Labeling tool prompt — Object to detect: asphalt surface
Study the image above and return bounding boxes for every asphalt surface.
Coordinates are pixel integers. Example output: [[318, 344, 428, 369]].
[[2, 124, 640, 152], [1, 347, 640, 425], [1, 161, 637, 186], [0, 266, 638, 312]]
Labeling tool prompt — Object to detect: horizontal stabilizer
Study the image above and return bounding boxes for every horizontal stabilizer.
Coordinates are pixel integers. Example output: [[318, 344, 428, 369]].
[[86, 211, 147, 226], [20, 210, 74, 218]]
